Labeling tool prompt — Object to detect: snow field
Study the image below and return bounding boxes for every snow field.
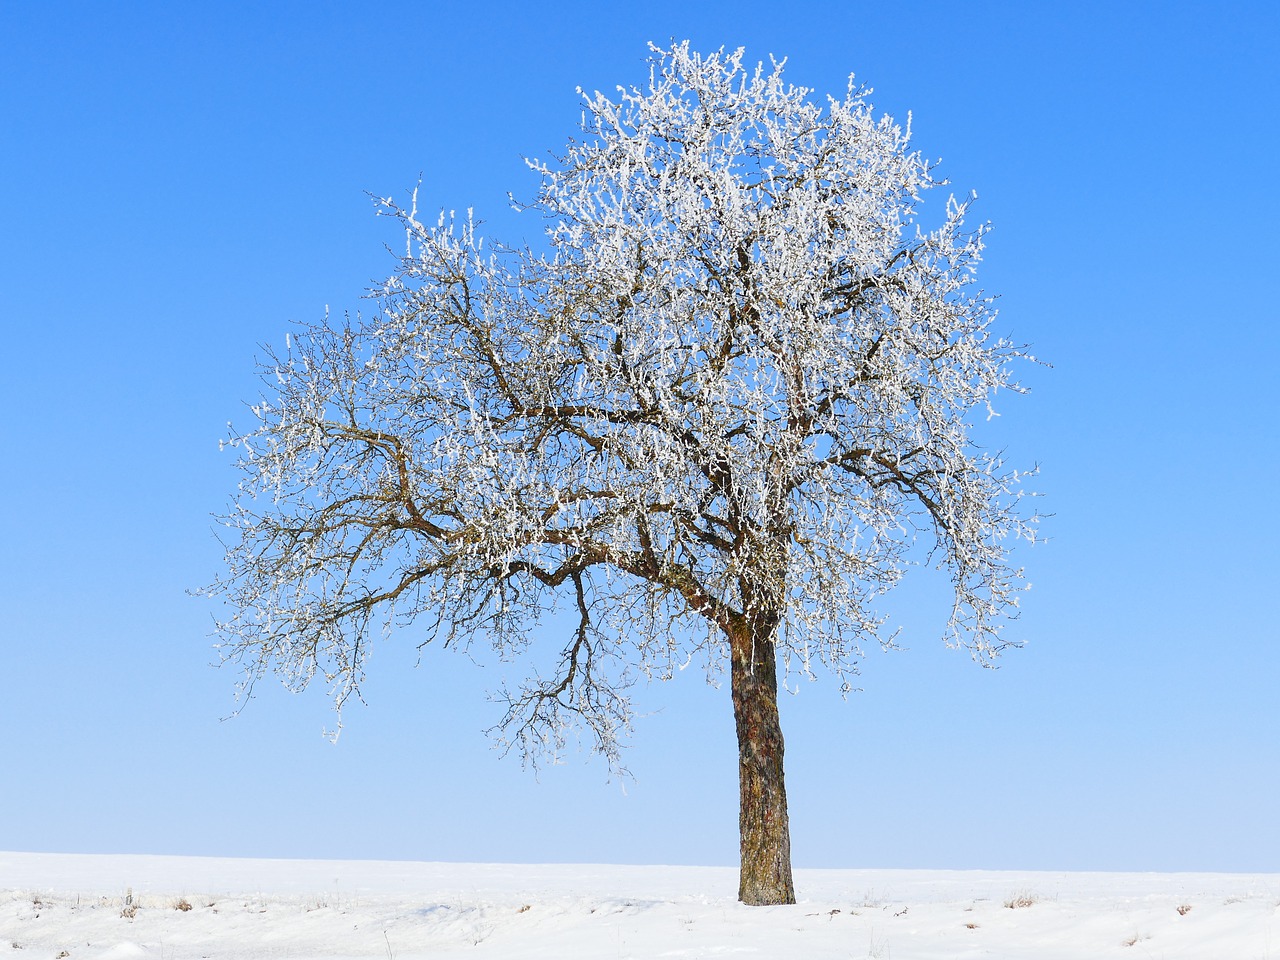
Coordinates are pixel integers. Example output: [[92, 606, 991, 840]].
[[3, 853, 1277, 959]]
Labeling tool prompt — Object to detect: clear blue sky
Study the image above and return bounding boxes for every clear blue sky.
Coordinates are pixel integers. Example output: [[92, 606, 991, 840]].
[[3, 1, 1277, 873]]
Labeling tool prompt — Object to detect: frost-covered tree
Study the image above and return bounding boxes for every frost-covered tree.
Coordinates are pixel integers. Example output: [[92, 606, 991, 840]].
[[209, 43, 1037, 905]]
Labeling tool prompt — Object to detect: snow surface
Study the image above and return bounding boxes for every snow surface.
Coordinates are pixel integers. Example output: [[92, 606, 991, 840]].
[[3, 852, 1276, 959]]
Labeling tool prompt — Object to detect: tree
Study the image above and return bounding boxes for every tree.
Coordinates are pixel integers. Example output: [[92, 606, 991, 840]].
[[208, 42, 1037, 906]]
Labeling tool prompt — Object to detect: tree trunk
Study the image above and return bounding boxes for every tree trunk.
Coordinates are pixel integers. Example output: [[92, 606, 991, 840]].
[[730, 619, 796, 905]]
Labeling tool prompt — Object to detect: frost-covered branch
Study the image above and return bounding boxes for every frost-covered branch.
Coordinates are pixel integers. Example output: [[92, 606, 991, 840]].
[[205, 41, 1038, 770]]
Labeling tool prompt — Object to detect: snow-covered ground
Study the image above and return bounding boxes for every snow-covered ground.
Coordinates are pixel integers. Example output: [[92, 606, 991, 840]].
[[3, 852, 1276, 959]]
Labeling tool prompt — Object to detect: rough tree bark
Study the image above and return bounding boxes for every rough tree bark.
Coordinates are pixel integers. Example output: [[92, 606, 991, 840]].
[[730, 614, 796, 905]]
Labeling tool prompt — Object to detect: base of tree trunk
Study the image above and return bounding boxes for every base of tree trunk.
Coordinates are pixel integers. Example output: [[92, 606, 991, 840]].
[[738, 858, 797, 906]]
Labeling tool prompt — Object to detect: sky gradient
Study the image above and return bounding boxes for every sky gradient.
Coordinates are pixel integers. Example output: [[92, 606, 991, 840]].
[[2, 2, 1277, 872]]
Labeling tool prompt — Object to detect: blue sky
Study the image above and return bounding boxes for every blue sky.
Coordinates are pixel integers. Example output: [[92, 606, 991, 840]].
[[2, 2, 1277, 873]]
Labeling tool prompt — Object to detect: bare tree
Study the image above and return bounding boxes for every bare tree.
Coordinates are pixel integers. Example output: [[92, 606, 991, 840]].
[[208, 42, 1038, 905]]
